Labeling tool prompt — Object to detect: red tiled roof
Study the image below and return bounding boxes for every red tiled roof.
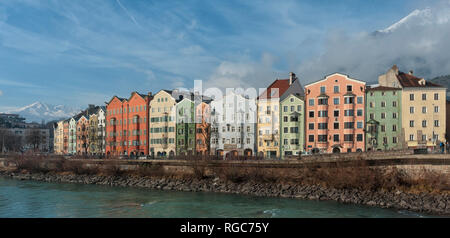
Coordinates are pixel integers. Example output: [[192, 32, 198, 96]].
[[397, 72, 444, 88], [258, 79, 290, 99]]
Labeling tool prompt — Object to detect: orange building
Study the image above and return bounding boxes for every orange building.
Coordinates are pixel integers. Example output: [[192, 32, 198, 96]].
[[195, 101, 211, 155], [305, 73, 366, 154], [105, 92, 152, 157]]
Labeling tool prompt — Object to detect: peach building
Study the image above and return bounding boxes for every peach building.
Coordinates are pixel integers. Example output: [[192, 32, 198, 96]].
[[195, 101, 211, 155], [305, 73, 366, 153]]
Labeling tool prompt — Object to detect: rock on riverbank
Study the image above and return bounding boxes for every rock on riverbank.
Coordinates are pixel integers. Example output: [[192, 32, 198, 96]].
[[1, 170, 449, 215]]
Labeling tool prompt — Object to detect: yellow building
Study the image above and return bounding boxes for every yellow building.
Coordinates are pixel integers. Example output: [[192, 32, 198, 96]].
[[257, 75, 298, 158], [149, 90, 177, 157], [379, 65, 447, 149], [53, 120, 64, 154]]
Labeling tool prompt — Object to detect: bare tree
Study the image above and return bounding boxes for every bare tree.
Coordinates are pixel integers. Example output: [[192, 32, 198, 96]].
[[26, 129, 44, 152], [0, 129, 23, 153]]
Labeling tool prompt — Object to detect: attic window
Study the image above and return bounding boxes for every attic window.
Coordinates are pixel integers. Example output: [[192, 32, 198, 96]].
[[419, 79, 426, 86]]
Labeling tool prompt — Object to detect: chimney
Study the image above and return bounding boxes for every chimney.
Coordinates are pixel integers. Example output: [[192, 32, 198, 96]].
[[289, 72, 295, 85], [409, 70, 413, 75]]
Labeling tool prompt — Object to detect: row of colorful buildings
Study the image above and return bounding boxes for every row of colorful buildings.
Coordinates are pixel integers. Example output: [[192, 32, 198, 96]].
[[54, 65, 448, 158], [54, 105, 106, 155]]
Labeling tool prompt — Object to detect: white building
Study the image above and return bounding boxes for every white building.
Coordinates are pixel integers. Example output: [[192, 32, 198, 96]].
[[210, 91, 257, 158]]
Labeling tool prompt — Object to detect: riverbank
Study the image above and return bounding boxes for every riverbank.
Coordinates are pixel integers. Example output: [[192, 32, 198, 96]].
[[1, 169, 449, 215]]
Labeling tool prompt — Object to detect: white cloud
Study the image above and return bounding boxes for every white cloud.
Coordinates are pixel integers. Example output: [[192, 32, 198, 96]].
[[0, 90, 3, 96], [204, 53, 279, 90], [296, 3, 450, 83]]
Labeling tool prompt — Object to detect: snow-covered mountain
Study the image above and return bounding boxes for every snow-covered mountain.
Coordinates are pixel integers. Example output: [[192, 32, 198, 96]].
[[376, 8, 433, 34], [5, 102, 82, 123]]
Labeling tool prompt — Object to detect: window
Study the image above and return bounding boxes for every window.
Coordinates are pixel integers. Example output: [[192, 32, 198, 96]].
[[283, 106, 288, 112], [284, 127, 288, 133], [334, 122, 339, 129], [309, 99, 314, 106], [347, 85, 353, 92], [422, 107, 427, 114], [318, 110, 328, 117], [344, 110, 354, 116], [410, 107, 414, 114], [344, 122, 354, 129], [422, 120, 427, 128], [333, 134, 339, 142], [393, 137, 398, 144], [393, 101, 397, 107], [309, 111, 314, 118], [318, 123, 328, 129], [369, 113, 374, 120], [422, 93, 427, 100], [410, 94, 414, 101], [434, 106, 439, 113], [290, 127, 299, 133], [284, 116, 288, 122], [434, 120, 440, 127], [410, 120, 414, 127], [318, 135, 327, 142], [297, 105, 302, 111], [409, 134, 414, 141], [422, 135, 427, 142], [290, 106, 295, 112], [308, 135, 314, 142], [392, 124, 397, 131], [369, 102, 374, 108], [344, 134, 354, 141], [357, 97, 363, 104], [393, 112, 397, 119], [381, 101, 386, 107], [320, 86, 326, 93], [434, 93, 439, 100], [318, 98, 328, 105], [309, 123, 315, 130], [334, 110, 339, 117], [334, 98, 340, 105], [381, 113, 385, 119], [344, 97, 354, 104], [357, 134, 363, 142], [334, 86, 339, 93], [381, 125, 385, 132], [357, 121, 363, 129]]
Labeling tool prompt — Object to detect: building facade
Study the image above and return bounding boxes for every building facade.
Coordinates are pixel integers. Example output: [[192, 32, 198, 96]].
[[258, 72, 304, 158], [210, 91, 257, 158], [149, 90, 176, 157], [106, 92, 152, 156], [176, 98, 196, 155], [195, 101, 211, 155], [68, 117, 77, 155], [305, 73, 366, 154], [76, 115, 89, 155], [365, 86, 404, 151], [379, 65, 447, 149], [280, 94, 305, 157]]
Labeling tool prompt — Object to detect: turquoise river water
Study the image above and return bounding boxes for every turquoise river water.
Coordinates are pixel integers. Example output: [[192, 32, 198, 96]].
[[0, 177, 443, 218]]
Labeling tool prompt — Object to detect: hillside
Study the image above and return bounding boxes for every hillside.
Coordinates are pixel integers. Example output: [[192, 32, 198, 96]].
[[429, 75, 450, 100]]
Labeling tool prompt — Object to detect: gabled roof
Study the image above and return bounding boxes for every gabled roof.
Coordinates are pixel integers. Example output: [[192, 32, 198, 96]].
[[396, 72, 444, 88], [258, 79, 291, 100]]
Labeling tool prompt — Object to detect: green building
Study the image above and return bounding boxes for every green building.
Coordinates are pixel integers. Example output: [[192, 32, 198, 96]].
[[279, 94, 305, 157], [176, 98, 196, 155], [365, 86, 404, 151]]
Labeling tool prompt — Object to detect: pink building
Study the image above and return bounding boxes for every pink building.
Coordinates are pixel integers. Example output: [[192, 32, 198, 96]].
[[305, 73, 366, 154]]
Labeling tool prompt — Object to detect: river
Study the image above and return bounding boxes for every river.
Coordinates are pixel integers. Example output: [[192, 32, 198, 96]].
[[0, 177, 440, 218]]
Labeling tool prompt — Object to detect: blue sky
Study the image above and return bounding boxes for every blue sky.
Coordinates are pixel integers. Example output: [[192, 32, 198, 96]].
[[0, 0, 443, 110]]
